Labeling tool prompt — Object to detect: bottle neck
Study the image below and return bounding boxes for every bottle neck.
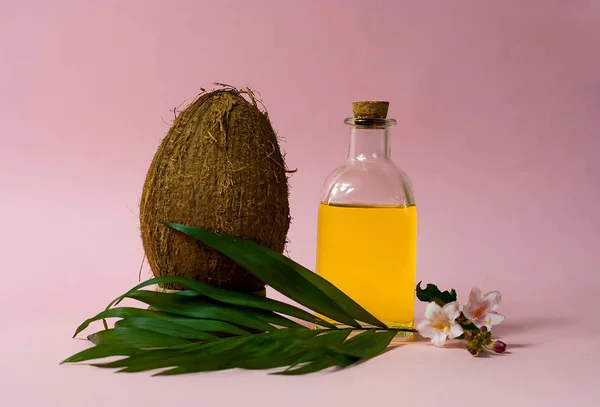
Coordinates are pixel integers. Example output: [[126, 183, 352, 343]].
[[347, 126, 391, 161]]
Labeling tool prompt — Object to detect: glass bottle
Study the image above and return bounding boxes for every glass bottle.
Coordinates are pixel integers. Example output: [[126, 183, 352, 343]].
[[315, 101, 417, 339]]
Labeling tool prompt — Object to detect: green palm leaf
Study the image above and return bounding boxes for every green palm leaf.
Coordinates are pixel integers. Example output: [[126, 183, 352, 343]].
[[63, 225, 415, 376], [96, 329, 319, 373], [119, 290, 298, 332], [107, 276, 336, 329], [163, 222, 385, 328], [160, 318, 252, 337], [73, 307, 171, 338], [88, 327, 192, 348], [274, 354, 357, 375], [338, 329, 398, 359], [113, 318, 218, 341], [61, 345, 142, 364]]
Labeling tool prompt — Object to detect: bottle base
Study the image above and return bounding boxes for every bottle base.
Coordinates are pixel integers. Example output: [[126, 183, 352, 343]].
[[317, 321, 415, 343], [389, 329, 415, 343]]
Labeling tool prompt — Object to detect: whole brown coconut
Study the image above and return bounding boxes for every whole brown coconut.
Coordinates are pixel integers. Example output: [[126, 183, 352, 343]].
[[140, 86, 291, 292]]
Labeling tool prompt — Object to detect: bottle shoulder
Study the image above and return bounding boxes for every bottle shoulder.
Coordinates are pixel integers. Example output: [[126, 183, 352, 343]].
[[321, 160, 415, 206]]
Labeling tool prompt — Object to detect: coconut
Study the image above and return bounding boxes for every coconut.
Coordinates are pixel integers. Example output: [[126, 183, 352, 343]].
[[139, 86, 291, 293]]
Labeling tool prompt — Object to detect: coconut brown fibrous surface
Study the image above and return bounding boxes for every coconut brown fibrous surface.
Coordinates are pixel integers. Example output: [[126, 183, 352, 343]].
[[140, 87, 291, 292]]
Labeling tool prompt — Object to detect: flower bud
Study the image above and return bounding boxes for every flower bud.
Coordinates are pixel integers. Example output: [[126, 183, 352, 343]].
[[480, 326, 488, 333], [467, 347, 478, 356], [492, 340, 506, 353], [465, 330, 476, 340]]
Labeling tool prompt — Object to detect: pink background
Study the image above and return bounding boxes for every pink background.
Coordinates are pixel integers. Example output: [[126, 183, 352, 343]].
[[1, 0, 599, 405]]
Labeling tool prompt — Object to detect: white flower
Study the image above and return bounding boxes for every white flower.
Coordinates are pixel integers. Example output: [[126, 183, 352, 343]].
[[416, 302, 464, 347], [462, 287, 505, 330]]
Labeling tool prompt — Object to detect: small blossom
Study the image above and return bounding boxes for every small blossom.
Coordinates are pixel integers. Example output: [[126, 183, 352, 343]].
[[463, 287, 505, 330], [416, 301, 464, 347], [492, 340, 507, 354], [464, 330, 476, 340], [465, 329, 492, 356]]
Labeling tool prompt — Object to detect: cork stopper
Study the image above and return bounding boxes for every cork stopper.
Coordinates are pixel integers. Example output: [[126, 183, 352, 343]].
[[352, 101, 389, 119]]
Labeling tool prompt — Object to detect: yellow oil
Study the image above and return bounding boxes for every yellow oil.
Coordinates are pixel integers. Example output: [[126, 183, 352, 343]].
[[316, 203, 417, 333]]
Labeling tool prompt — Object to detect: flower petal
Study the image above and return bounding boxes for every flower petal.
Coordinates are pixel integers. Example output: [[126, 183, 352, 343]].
[[468, 286, 484, 305], [462, 305, 476, 320], [463, 287, 484, 320], [472, 319, 486, 329], [488, 312, 505, 326], [424, 302, 443, 319], [448, 322, 464, 339], [431, 331, 447, 347], [484, 291, 502, 310], [442, 301, 461, 321], [416, 319, 434, 338]]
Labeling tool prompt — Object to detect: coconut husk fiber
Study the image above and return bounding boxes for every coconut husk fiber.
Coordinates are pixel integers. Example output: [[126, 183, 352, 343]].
[[140, 85, 291, 293]]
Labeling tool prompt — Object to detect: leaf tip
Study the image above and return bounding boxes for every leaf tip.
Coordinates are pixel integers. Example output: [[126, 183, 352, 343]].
[[72, 323, 88, 338], [161, 221, 181, 230]]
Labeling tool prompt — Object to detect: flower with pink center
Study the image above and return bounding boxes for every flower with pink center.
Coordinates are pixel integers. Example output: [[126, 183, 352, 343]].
[[416, 301, 464, 347], [463, 287, 505, 330]]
